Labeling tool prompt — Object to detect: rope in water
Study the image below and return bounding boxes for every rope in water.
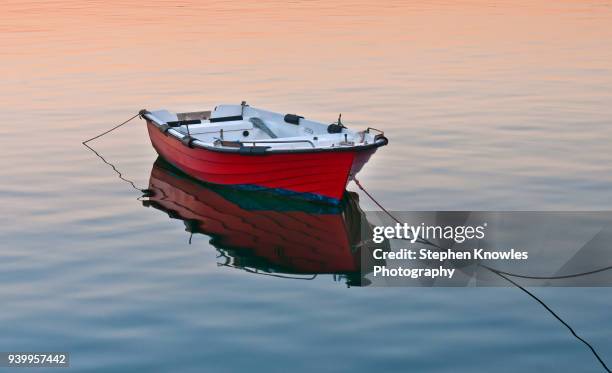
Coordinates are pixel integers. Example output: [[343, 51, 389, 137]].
[[82, 113, 148, 192], [484, 265, 611, 373], [353, 178, 444, 249], [352, 177, 611, 373]]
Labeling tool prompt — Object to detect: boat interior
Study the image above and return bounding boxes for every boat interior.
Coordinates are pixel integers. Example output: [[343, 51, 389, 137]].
[[146, 104, 384, 151]]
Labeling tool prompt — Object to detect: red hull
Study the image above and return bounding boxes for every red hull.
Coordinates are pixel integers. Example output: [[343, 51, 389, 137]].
[[146, 121, 367, 202]]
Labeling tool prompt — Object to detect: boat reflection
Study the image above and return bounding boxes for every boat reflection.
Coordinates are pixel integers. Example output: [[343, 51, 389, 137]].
[[142, 157, 384, 286]]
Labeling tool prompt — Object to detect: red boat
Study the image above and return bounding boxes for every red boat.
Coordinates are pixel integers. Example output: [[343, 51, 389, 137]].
[[140, 102, 387, 204], [143, 158, 386, 285]]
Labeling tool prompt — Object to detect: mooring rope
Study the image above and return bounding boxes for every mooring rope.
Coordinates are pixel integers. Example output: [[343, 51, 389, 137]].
[[352, 177, 611, 373], [353, 178, 400, 224], [353, 178, 443, 250], [484, 265, 611, 373], [485, 265, 612, 281], [82, 142, 143, 192], [82, 112, 141, 144], [82, 113, 149, 193]]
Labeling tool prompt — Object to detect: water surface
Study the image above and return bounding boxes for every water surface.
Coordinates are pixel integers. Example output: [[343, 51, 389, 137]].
[[1, 1, 612, 372]]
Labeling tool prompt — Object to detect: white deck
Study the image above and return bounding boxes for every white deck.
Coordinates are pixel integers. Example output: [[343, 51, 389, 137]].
[[145, 104, 383, 151]]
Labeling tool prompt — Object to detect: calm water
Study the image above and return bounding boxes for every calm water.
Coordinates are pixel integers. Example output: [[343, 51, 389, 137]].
[[2, 1, 612, 371]]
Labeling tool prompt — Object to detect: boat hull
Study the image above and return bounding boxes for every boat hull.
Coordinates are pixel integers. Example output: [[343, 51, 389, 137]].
[[146, 121, 377, 203]]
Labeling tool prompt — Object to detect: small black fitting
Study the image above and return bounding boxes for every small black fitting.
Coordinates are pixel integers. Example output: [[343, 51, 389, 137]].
[[181, 135, 195, 148], [141, 188, 155, 198]]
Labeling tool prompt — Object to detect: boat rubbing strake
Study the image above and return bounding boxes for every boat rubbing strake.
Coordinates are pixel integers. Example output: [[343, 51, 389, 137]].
[[140, 102, 388, 204]]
